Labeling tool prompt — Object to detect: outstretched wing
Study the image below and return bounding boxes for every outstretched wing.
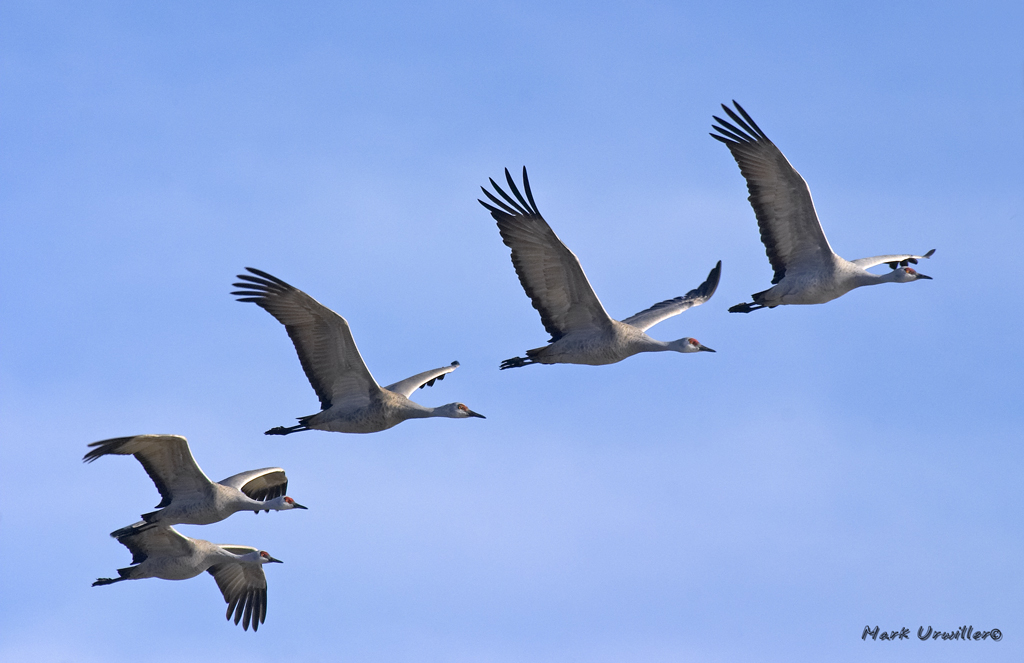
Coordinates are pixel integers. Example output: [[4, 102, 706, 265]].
[[84, 435, 212, 508], [383, 361, 460, 399], [711, 101, 835, 284], [850, 249, 935, 270], [207, 556, 269, 632], [233, 268, 379, 412], [218, 468, 289, 502], [479, 167, 613, 342], [621, 261, 722, 332], [117, 525, 196, 565]]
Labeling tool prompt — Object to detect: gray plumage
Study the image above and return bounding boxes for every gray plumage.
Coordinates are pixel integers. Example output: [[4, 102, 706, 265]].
[[232, 268, 484, 434], [92, 525, 282, 632], [479, 167, 719, 368], [84, 434, 306, 536], [711, 101, 934, 312]]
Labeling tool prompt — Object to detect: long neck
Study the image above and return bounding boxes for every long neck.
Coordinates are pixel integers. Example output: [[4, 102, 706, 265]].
[[641, 337, 675, 353], [414, 402, 466, 419], [617, 327, 673, 356], [398, 400, 439, 419], [666, 338, 695, 353], [649, 337, 706, 355], [253, 496, 290, 512], [849, 269, 900, 289], [219, 484, 269, 513]]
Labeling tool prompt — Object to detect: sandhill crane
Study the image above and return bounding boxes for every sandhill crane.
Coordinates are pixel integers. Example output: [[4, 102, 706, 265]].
[[479, 168, 720, 369], [83, 434, 306, 536], [93, 525, 282, 631], [711, 102, 934, 312], [233, 268, 485, 434]]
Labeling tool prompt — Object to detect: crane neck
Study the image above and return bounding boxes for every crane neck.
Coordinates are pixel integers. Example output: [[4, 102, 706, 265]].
[[622, 332, 678, 357], [850, 268, 901, 288], [402, 401, 438, 419], [218, 484, 270, 512]]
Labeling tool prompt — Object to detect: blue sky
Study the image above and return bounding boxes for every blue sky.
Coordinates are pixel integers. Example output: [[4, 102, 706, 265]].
[[1, 1, 1022, 661]]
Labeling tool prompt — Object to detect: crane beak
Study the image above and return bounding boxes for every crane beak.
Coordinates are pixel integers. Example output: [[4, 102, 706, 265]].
[[292, 501, 308, 510], [267, 556, 284, 564], [698, 344, 716, 353], [915, 273, 932, 280], [467, 409, 486, 419]]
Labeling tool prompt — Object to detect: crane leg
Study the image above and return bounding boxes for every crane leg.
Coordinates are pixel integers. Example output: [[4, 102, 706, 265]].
[[728, 301, 767, 313], [265, 424, 308, 436]]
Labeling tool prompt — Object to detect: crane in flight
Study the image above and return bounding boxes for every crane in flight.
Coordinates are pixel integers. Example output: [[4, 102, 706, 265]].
[[93, 525, 282, 632], [233, 268, 485, 434], [84, 434, 306, 537], [480, 167, 719, 368], [711, 101, 934, 312]]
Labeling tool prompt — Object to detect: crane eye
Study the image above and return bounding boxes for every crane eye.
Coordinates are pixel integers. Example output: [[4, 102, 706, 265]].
[[260, 551, 270, 559], [458, 404, 468, 412], [905, 268, 915, 274], [689, 338, 699, 345], [284, 497, 294, 504]]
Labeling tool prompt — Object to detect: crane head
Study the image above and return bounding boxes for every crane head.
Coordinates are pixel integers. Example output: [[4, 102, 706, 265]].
[[259, 551, 283, 564], [895, 267, 932, 282], [686, 337, 716, 353], [282, 496, 308, 510], [437, 403, 486, 419], [456, 403, 486, 419]]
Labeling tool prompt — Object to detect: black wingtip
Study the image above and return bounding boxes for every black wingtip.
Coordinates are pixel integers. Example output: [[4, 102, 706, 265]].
[[713, 101, 769, 144], [703, 260, 723, 298], [503, 168, 535, 216], [482, 167, 540, 218], [241, 267, 282, 282], [520, 166, 539, 214]]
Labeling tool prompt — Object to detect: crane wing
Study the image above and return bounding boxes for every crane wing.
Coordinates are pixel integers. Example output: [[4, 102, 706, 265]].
[[621, 261, 722, 332], [84, 435, 212, 508], [711, 102, 835, 284], [116, 525, 196, 565], [207, 555, 269, 632], [479, 167, 613, 342], [850, 249, 935, 270], [219, 468, 289, 502], [383, 361, 460, 399], [233, 268, 379, 412]]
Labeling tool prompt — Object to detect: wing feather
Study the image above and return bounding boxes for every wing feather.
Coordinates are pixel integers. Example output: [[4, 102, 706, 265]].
[[851, 249, 935, 270], [383, 361, 460, 399], [218, 468, 289, 502], [208, 559, 269, 632], [711, 101, 835, 283], [233, 268, 379, 411], [479, 167, 613, 341], [621, 261, 722, 332], [116, 525, 196, 564], [84, 435, 212, 508]]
